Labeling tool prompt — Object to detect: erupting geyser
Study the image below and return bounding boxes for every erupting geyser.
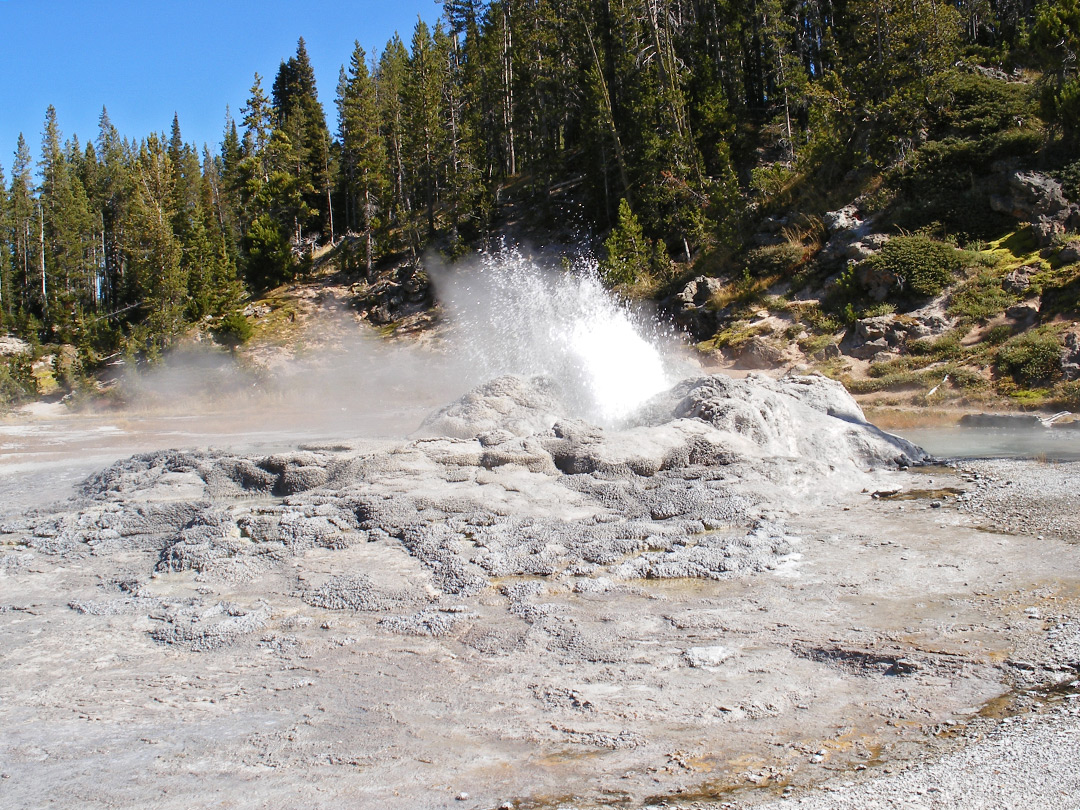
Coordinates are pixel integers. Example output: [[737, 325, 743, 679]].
[[433, 246, 681, 425]]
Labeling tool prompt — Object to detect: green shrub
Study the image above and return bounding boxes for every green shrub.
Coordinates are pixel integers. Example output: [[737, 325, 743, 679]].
[[995, 329, 1063, 385], [948, 273, 1017, 322], [859, 235, 965, 299], [1058, 380, 1080, 408], [1054, 159, 1080, 202], [214, 312, 254, 348], [0, 355, 37, 409], [908, 333, 964, 361], [745, 243, 805, 277], [984, 323, 1015, 345]]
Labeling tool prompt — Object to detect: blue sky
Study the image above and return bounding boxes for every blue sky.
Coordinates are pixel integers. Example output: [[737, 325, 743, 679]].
[[0, 0, 442, 175]]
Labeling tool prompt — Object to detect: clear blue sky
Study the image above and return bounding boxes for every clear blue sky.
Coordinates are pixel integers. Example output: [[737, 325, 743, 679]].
[[0, 0, 442, 175]]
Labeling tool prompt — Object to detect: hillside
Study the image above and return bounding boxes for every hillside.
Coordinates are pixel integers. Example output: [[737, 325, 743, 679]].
[[2, 1, 1080, 415]]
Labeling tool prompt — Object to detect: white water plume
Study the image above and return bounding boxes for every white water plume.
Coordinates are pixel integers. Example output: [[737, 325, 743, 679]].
[[433, 246, 686, 425]]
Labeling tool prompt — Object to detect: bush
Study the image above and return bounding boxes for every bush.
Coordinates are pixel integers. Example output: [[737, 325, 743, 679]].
[[214, 312, 254, 348], [1058, 380, 1080, 408], [948, 273, 1017, 322], [0, 355, 37, 409], [745, 243, 804, 277], [984, 323, 1015, 345], [859, 234, 965, 299], [907, 331, 963, 359], [995, 329, 1063, 385]]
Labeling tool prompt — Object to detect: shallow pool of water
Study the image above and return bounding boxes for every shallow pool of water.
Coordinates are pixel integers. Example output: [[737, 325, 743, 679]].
[[893, 425, 1080, 461]]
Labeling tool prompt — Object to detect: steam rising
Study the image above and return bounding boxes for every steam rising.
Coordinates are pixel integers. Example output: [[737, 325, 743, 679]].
[[50, 246, 688, 451], [433, 247, 682, 425]]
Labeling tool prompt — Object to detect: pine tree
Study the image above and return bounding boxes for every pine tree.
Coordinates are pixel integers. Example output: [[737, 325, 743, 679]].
[[39, 106, 95, 338], [94, 108, 132, 314], [123, 135, 185, 356], [272, 38, 334, 241], [337, 42, 391, 275], [241, 73, 273, 178], [602, 198, 650, 285], [377, 35, 413, 252], [1033, 0, 1080, 140], [0, 162, 10, 327], [9, 134, 40, 326], [405, 18, 448, 242]]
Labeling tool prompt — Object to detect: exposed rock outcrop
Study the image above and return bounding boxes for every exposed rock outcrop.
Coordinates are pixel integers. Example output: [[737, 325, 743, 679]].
[[1062, 329, 1080, 381], [990, 170, 1080, 246], [844, 309, 954, 360], [669, 275, 725, 339]]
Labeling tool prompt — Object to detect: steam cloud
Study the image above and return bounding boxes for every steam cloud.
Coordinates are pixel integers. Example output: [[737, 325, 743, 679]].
[[107, 245, 691, 440]]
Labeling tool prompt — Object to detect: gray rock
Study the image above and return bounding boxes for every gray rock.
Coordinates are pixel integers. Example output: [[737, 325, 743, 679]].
[[1006, 299, 1041, 322], [824, 205, 863, 235], [845, 311, 953, 359], [674, 275, 725, 307], [1062, 330, 1080, 381], [990, 170, 1080, 246], [0, 336, 31, 357], [736, 336, 785, 369], [1003, 265, 1038, 293], [1058, 241, 1080, 264], [849, 338, 891, 360]]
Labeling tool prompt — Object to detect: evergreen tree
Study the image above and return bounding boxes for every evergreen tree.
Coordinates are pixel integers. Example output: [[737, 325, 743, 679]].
[[123, 135, 185, 356], [1033, 0, 1080, 140], [602, 198, 650, 285], [337, 42, 391, 275], [405, 18, 448, 242], [39, 106, 95, 338], [272, 38, 334, 241], [377, 35, 413, 251], [93, 108, 132, 314], [0, 162, 10, 327], [9, 134, 40, 326]]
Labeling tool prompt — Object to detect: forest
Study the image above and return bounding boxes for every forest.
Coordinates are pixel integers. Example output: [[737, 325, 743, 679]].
[[0, 0, 1078, 397]]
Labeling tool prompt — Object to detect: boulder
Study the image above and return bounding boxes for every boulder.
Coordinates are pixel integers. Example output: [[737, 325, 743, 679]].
[[675, 275, 725, 307], [848, 338, 891, 360], [1062, 330, 1080, 381], [1003, 265, 1038, 294], [990, 170, 1080, 246], [735, 336, 785, 369], [669, 276, 726, 339], [844, 233, 890, 263], [844, 310, 954, 359], [1005, 299, 1041, 322], [0, 336, 31, 357], [818, 206, 883, 268], [824, 205, 863, 235], [855, 260, 898, 302], [1058, 241, 1080, 264]]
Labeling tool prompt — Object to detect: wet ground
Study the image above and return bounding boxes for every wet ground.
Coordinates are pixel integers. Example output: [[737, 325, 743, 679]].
[[2, 393, 1079, 809]]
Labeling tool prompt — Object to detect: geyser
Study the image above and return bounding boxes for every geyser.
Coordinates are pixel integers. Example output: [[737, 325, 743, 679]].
[[433, 246, 681, 425]]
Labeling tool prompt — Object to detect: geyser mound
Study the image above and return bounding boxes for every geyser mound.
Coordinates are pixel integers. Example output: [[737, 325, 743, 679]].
[[432, 246, 682, 426], [421, 371, 925, 477]]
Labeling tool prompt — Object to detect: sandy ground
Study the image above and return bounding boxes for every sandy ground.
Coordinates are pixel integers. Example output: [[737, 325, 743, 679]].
[[1, 394, 1079, 810]]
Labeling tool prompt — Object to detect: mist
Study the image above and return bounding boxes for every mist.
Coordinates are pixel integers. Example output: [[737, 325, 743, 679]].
[[95, 245, 693, 443]]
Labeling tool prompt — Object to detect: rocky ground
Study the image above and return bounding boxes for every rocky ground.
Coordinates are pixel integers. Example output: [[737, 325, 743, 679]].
[[2, 373, 1079, 809]]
